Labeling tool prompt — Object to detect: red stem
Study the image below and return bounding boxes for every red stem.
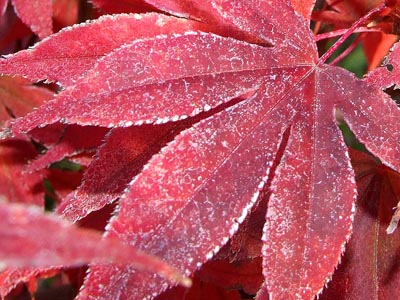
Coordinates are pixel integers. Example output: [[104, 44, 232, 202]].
[[328, 33, 364, 66], [315, 27, 380, 41], [318, 3, 387, 65]]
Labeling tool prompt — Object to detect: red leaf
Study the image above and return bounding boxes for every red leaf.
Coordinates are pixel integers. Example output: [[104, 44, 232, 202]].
[[0, 8, 33, 54], [197, 257, 263, 295], [320, 149, 400, 299], [290, 0, 316, 20], [53, 0, 79, 29], [0, 0, 7, 16], [156, 273, 241, 300], [6, 31, 299, 133], [57, 123, 180, 222], [44, 168, 83, 202], [92, 0, 156, 14], [0, 75, 53, 125], [27, 125, 109, 172], [366, 40, 400, 88], [0, 138, 44, 206], [11, 0, 52, 39], [70, 6, 400, 300], [0, 201, 189, 286], [0, 13, 202, 86], [0, 267, 59, 298], [362, 32, 398, 71]]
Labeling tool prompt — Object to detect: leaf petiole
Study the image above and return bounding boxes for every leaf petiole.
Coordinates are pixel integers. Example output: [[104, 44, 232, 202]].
[[315, 27, 380, 42], [318, 3, 387, 65]]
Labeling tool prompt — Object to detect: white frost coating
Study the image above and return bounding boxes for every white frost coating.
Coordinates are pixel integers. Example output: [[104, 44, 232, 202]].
[[191, 107, 203, 115], [121, 121, 133, 127], [154, 116, 171, 124], [7, 12, 150, 57], [134, 120, 145, 126], [258, 181, 265, 190], [202, 168, 272, 267], [156, 15, 166, 26], [315, 151, 358, 299], [171, 115, 180, 122], [75, 267, 93, 296], [229, 222, 240, 236]]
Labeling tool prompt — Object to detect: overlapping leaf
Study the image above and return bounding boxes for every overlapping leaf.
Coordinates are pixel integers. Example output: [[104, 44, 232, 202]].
[[197, 257, 263, 295], [366, 40, 400, 87], [320, 149, 400, 299], [0, 75, 53, 126], [0, 138, 44, 205], [92, 0, 156, 14], [1, 1, 400, 300], [0, 0, 7, 16], [290, 0, 316, 20], [0, 267, 59, 298], [27, 125, 109, 172], [156, 272, 241, 300], [57, 124, 179, 222], [0, 201, 188, 286], [11, 0, 52, 39]]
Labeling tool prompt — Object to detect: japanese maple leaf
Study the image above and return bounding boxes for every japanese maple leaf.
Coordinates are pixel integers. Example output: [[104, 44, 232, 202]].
[[0, 76, 53, 206], [1, 1, 400, 300]]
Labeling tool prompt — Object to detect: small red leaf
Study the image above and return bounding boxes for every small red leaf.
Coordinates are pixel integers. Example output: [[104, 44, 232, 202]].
[[53, 0, 79, 29], [0, 201, 189, 286], [365, 40, 400, 88], [57, 124, 178, 222], [27, 125, 109, 172], [290, 0, 316, 20], [0, 75, 53, 125], [0, 138, 43, 206], [11, 0, 52, 39], [0, 267, 59, 298], [363, 32, 398, 71]]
